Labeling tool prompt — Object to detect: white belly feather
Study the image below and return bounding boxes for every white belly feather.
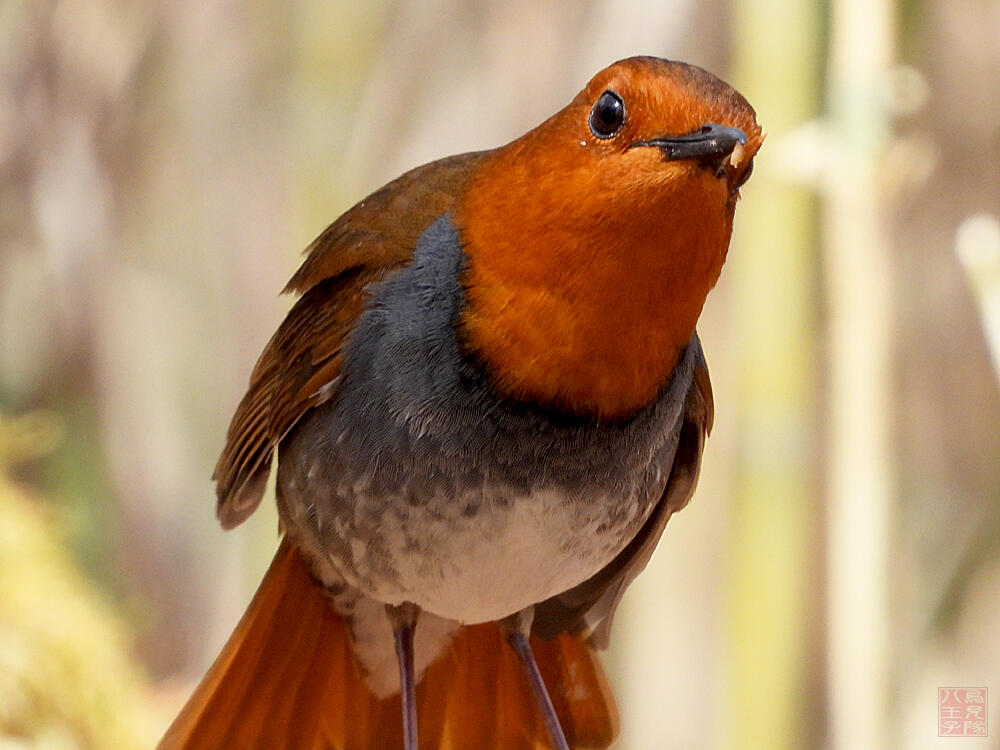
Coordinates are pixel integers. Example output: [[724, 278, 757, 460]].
[[356, 487, 647, 624]]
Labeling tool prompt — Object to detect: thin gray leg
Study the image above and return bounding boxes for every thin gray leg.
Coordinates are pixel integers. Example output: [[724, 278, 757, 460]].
[[388, 603, 421, 750], [504, 610, 571, 750]]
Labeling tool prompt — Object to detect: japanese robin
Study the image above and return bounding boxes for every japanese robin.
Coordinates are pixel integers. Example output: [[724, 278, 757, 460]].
[[160, 56, 762, 750]]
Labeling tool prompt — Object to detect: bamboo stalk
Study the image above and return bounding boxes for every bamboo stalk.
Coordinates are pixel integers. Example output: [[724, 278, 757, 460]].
[[725, 0, 823, 747], [823, 0, 896, 748]]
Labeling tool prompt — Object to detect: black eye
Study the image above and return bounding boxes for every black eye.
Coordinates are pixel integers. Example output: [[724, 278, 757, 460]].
[[589, 90, 626, 138]]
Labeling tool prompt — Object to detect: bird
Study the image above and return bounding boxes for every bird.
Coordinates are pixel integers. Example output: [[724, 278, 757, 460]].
[[159, 56, 762, 750]]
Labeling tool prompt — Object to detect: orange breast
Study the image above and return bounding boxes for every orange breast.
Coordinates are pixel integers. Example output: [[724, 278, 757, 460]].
[[456, 142, 735, 421]]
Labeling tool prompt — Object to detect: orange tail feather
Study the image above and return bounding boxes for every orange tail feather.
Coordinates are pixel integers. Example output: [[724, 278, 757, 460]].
[[159, 540, 619, 750], [419, 624, 620, 750]]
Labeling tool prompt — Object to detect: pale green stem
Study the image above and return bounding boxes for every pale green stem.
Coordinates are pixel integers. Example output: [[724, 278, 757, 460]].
[[824, 0, 896, 748]]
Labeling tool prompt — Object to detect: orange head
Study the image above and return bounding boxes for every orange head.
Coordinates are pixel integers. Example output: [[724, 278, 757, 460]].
[[456, 56, 763, 420]]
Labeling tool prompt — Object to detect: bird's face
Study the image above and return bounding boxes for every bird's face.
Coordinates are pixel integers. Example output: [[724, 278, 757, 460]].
[[462, 58, 763, 269], [458, 57, 763, 419], [569, 58, 762, 206]]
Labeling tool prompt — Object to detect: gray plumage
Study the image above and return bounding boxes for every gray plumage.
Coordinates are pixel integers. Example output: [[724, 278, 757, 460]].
[[277, 216, 707, 636]]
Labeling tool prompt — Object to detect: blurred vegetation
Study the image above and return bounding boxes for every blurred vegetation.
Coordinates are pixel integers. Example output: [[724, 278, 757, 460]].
[[1, 0, 998, 748], [0, 416, 158, 749]]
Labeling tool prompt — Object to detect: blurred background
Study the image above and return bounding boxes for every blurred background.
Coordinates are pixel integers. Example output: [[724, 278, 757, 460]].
[[1, 0, 999, 748]]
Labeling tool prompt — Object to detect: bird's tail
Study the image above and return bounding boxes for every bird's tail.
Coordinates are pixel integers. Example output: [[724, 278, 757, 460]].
[[159, 539, 619, 750]]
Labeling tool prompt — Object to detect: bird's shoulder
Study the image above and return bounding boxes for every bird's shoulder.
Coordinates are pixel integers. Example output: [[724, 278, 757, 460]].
[[214, 150, 489, 528]]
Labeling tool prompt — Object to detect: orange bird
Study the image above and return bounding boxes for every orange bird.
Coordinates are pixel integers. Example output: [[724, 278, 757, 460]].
[[161, 56, 762, 750]]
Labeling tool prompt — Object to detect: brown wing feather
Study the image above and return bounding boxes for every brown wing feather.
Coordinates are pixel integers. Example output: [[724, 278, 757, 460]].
[[215, 151, 488, 528], [532, 347, 714, 646], [284, 152, 489, 296]]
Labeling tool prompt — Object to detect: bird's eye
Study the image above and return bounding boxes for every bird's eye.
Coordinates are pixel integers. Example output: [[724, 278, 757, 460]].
[[589, 90, 626, 138]]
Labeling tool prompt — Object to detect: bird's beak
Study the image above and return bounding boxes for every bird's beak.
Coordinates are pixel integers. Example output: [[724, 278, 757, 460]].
[[632, 123, 747, 173]]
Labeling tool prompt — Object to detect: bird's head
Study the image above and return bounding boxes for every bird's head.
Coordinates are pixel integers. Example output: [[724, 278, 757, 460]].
[[457, 57, 763, 420], [570, 56, 762, 204]]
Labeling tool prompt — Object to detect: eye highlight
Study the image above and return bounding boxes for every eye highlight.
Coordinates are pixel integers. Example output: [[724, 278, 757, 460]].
[[589, 90, 626, 139]]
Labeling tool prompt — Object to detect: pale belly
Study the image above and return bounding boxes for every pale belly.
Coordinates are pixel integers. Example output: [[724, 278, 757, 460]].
[[357, 488, 648, 623], [282, 474, 661, 696]]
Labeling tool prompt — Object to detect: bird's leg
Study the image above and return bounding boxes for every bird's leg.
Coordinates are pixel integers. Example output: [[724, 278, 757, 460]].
[[387, 602, 421, 750], [502, 608, 571, 750]]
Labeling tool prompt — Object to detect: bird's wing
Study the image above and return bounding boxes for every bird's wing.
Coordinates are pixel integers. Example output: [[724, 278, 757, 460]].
[[214, 151, 488, 529], [532, 341, 714, 647]]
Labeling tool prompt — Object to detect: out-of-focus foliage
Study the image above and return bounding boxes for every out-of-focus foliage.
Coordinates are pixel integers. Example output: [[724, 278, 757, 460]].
[[0, 417, 158, 750]]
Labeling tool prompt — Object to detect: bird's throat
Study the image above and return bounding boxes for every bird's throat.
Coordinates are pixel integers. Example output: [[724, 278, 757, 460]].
[[456, 160, 733, 421]]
